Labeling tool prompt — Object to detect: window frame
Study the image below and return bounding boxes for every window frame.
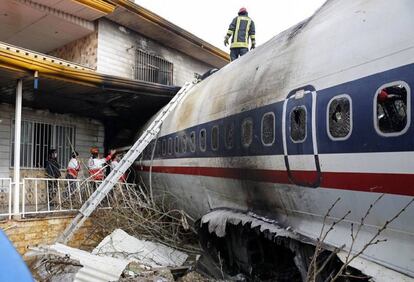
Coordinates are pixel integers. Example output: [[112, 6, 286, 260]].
[[190, 131, 196, 153], [289, 106, 307, 143], [211, 125, 219, 151], [199, 129, 207, 152], [326, 94, 353, 141], [373, 81, 411, 137], [162, 139, 166, 156], [241, 117, 254, 148], [168, 137, 172, 155], [261, 112, 275, 146], [224, 122, 234, 150], [174, 136, 179, 154], [181, 134, 187, 153]]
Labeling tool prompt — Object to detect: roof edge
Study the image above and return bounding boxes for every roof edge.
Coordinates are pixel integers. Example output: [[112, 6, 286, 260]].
[[0, 42, 177, 96], [73, 0, 116, 14], [112, 0, 230, 63]]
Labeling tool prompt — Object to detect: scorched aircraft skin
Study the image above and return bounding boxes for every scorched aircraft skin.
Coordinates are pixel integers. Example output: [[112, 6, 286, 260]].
[[136, 0, 414, 278]]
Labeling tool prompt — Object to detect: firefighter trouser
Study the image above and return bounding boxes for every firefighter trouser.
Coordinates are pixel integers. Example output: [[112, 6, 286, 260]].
[[230, 47, 249, 61]]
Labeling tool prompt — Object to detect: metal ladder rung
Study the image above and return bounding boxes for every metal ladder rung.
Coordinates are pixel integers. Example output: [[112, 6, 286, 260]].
[[57, 81, 194, 244]]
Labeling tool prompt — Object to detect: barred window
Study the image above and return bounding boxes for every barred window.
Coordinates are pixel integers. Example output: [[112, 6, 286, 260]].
[[11, 121, 75, 169], [211, 126, 219, 151], [189, 131, 196, 153], [224, 123, 234, 149], [241, 118, 253, 147], [261, 113, 275, 145], [199, 129, 206, 152], [134, 49, 173, 85]]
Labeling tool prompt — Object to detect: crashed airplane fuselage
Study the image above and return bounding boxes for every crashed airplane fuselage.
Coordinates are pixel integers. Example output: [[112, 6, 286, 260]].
[[137, 0, 414, 279]]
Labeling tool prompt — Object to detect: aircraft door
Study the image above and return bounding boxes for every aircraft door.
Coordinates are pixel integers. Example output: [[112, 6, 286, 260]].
[[283, 87, 321, 188]]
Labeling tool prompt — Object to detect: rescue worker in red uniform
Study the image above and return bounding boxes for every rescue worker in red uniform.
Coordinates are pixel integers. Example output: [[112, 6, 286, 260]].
[[224, 7, 256, 61], [66, 151, 80, 180], [88, 147, 116, 181]]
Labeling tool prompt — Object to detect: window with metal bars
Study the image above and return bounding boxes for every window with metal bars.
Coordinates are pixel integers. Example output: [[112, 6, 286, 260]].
[[134, 49, 173, 85], [11, 120, 75, 169]]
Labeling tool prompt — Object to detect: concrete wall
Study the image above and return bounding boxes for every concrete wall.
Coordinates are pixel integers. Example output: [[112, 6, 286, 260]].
[[48, 31, 98, 69], [0, 103, 104, 179], [96, 19, 213, 86]]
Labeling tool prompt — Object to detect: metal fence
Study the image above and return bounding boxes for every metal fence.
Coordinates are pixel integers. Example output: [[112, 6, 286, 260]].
[[134, 49, 173, 85], [21, 178, 137, 217], [0, 178, 12, 220]]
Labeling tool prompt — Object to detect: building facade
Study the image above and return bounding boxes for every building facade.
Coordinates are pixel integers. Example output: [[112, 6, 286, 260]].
[[0, 0, 228, 216]]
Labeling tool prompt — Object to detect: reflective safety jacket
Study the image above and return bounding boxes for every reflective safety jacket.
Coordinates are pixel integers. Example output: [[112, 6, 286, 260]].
[[226, 15, 256, 49], [88, 154, 112, 181], [67, 158, 80, 178]]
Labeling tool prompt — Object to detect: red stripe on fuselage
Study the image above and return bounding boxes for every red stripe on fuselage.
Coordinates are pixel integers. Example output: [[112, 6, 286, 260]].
[[138, 165, 414, 197]]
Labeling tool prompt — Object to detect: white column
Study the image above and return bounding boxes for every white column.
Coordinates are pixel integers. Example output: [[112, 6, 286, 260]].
[[13, 79, 22, 215]]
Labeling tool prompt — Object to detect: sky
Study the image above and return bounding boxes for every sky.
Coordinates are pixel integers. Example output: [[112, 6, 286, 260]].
[[135, 0, 327, 52]]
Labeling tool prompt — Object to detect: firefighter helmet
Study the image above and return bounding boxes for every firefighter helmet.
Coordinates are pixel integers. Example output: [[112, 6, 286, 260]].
[[238, 7, 247, 14]]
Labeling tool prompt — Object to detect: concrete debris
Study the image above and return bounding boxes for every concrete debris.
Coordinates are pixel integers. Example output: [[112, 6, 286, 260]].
[[27, 243, 130, 282], [26, 229, 190, 281], [92, 229, 188, 268]]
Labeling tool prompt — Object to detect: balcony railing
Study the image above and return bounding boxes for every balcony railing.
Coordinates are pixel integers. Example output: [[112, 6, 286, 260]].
[[21, 178, 137, 217], [0, 178, 12, 220]]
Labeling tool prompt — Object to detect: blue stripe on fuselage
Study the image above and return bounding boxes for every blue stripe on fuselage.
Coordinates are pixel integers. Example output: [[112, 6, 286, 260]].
[[143, 63, 414, 160]]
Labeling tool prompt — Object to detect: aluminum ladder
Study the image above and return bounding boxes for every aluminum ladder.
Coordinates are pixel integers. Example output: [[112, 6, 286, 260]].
[[57, 81, 195, 244]]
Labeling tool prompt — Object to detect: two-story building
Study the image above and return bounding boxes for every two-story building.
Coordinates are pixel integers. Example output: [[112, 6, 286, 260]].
[[0, 0, 228, 219]]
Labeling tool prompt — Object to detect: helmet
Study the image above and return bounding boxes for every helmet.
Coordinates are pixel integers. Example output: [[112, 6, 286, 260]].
[[238, 7, 247, 14], [90, 147, 99, 154]]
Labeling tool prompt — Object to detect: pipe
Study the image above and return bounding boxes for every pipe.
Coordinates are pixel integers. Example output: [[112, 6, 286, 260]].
[[13, 79, 22, 216]]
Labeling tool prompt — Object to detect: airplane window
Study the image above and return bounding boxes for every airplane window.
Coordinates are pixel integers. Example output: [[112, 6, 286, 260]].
[[261, 113, 275, 145], [181, 134, 187, 153], [290, 106, 306, 142], [225, 123, 234, 149], [162, 139, 166, 156], [168, 138, 172, 155], [155, 140, 161, 157], [190, 131, 196, 153], [375, 83, 409, 135], [241, 118, 253, 147], [199, 129, 206, 152], [174, 136, 179, 154], [328, 95, 352, 140], [211, 126, 219, 151]]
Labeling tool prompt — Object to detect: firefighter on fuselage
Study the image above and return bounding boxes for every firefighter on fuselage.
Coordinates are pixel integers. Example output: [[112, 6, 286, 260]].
[[224, 7, 256, 61], [88, 147, 116, 181]]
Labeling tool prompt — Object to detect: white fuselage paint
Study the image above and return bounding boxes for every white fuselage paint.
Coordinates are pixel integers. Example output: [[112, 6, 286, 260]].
[[135, 0, 414, 278]]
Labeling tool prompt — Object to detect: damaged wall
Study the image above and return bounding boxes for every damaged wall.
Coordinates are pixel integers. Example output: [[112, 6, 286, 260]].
[[0, 216, 99, 255], [96, 19, 214, 85], [48, 31, 98, 69], [0, 104, 104, 179]]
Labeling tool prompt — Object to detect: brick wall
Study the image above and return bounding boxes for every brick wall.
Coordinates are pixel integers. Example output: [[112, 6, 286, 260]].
[[0, 215, 101, 255], [48, 31, 98, 69]]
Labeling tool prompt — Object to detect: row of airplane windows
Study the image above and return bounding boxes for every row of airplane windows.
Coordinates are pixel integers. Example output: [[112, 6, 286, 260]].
[[143, 81, 409, 158]]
